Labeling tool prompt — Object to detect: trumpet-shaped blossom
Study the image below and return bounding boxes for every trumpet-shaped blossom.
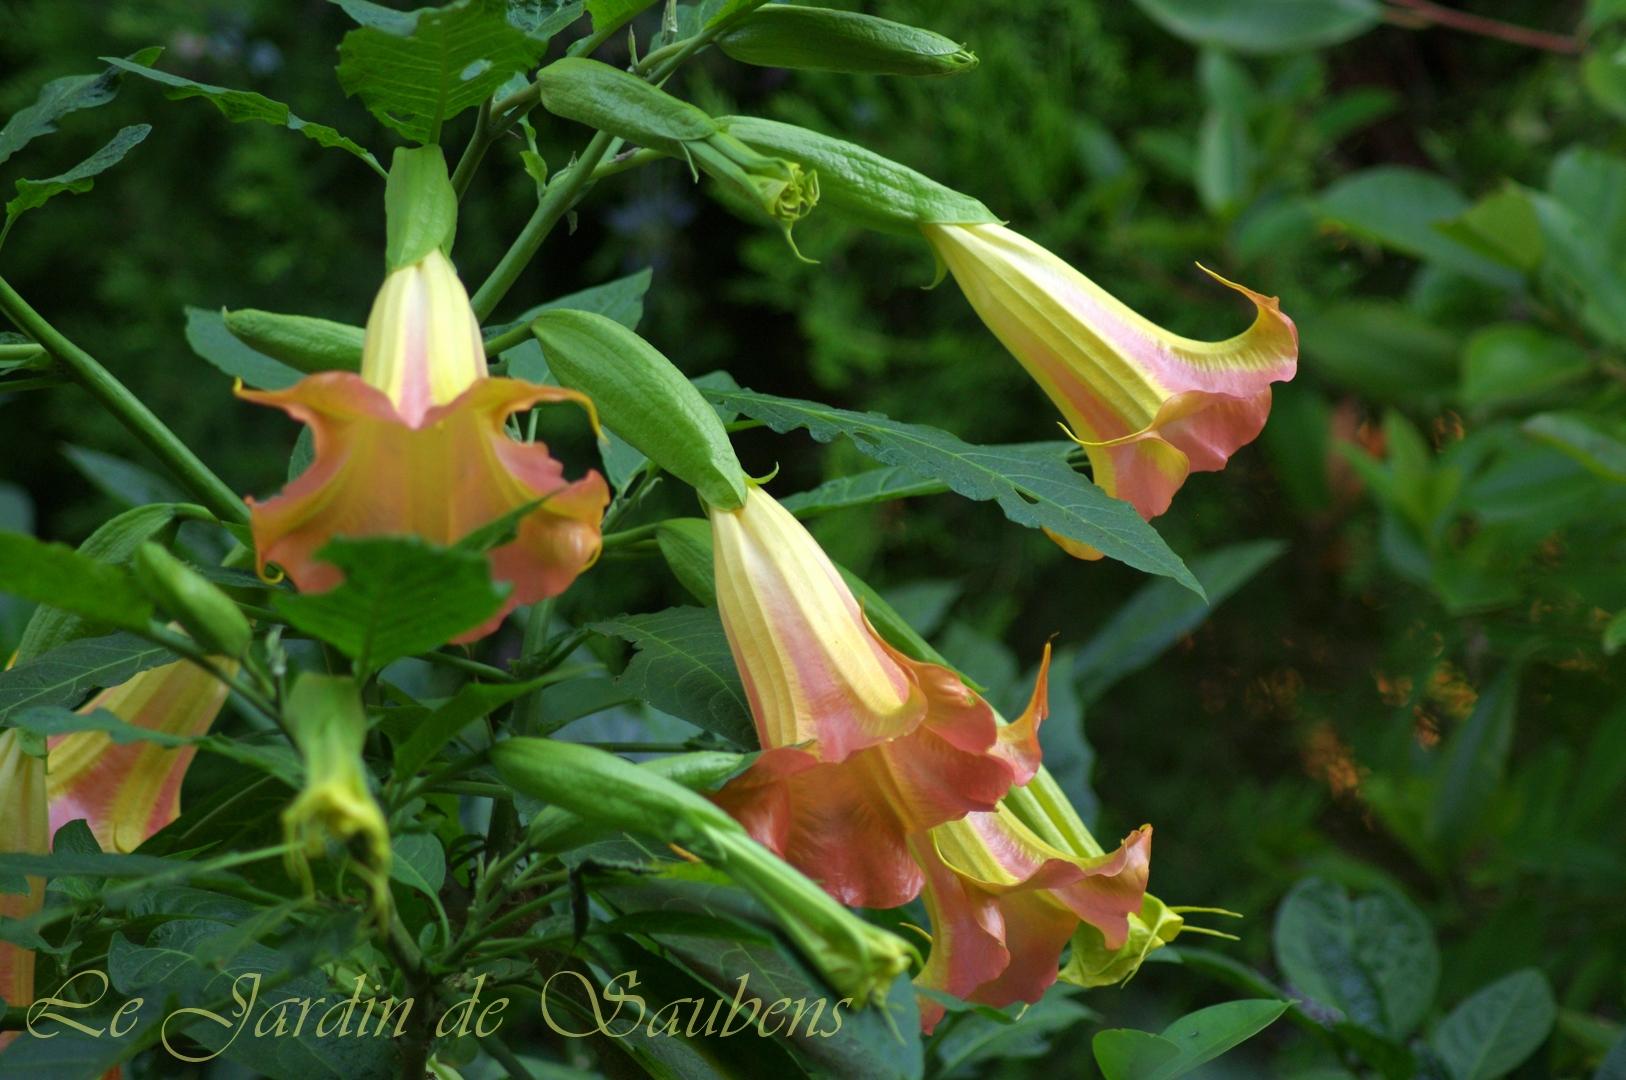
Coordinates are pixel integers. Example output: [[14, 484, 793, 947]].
[[911, 806, 1151, 1031], [925, 223, 1297, 555], [709, 486, 1047, 908], [239, 249, 608, 639], [0, 729, 47, 1021], [47, 658, 235, 853]]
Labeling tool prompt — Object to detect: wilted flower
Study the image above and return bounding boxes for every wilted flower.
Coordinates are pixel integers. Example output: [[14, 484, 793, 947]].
[[47, 658, 235, 853], [925, 223, 1297, 556], [708, 485, 1048, 908], [238, 248, 609, 640]]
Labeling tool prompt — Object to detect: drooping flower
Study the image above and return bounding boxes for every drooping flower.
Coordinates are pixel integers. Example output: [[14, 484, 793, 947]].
[[46, 659, 235, 854], [708, 485, 1048, 908], [925, 223, 1298, 556], [238, 248, 609, 640], [0, 729, 48, 1020]]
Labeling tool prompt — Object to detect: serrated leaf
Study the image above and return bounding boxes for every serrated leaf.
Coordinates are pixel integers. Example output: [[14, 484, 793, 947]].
[[778, 464, 948, 517], [0, 633, 176, 723], [5, 124, 150, 226], [1430, 969, 1555, 1080], [0, 47, 161, 167], [8, 706, 192, 747], [273, 537, 508, 674], [337, 0, 549, 143], [102, 58, 382, 174], [701, 387, 1199, 591], [1273, 877, 1439, 1038], [0, 531, 153, 633], [591, 606, 754, 746]]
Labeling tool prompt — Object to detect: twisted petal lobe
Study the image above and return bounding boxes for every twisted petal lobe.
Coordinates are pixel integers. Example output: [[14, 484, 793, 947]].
[[925, 222, 1297, 546], [47, 659, 234, 854]]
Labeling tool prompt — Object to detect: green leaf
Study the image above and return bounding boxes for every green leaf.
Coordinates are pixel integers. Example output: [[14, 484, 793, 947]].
[[273, 537, 508, 674], [1130, 0, 1381, 54], [1094, 999, 1288, 1080], [8, 705, 192, 747], [1427, 669, 1517, 858], [1524, 413, 1626, 482], [0, 633, 175, 723], [532, 310, 748, 508], [384, 144, 457, 269], [0, 531, 153, 633], [1074, 539, 1284, 704], [779, 465, 948, 517], [5, 124, 150, 226], [656, 517, 718, 604], [185, 306, 305, 389], [14, 503, 189, 663], [337, 0, 548, 143], [1460, 324, 1590, 411], [1196, 105, 1253, 215], [1430, 969, 1556, 1080], [0, 47, 161, 167], [1317, 167, 1520, 286], [389, 832, 446, 900], [1272, 877, 1439, 1038], [934, 992, 1095, 1078], [705, 386, 1198, 589], [63, 445, 186, 507], [1434, 185, 1544, 272], [584, 0, 658, 37], [102, 58, 381, 175], [591, 606, 755, 747], [724, 115, 996, 234], [392, 676, 557, 779], [717, 6, 978, 77]]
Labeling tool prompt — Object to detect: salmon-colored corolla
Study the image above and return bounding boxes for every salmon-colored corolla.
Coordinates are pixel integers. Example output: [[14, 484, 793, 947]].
[[238, 249, 609, 639], [926, 223, 1298, 556]]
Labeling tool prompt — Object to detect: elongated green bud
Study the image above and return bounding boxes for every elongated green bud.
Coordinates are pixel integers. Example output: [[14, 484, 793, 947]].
[[536, 58, 817, 243], [531, 310, 748, 510], [722, 115, 996, 236], [719, 6, 977, 77], [525, 750, 748, 851], [132, 542, 251, 657], [223, 309, 364, 374], [492, 738, 914, 1005]]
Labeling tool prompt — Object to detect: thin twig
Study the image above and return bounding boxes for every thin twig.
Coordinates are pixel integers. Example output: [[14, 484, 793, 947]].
[[1384, 0, 1580, 53]]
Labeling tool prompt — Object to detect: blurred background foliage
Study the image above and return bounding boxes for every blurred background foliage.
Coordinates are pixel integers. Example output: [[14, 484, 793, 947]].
[[3, 0, 1625, 1076]]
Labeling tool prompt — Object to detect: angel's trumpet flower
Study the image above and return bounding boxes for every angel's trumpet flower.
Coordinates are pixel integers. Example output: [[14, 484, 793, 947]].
[[0, 729, 48, 1023], [708, 485, 1048, 908], [46, 658, 235, 853], [238, 249, 609, 640], [925, 223, 1297, 557]]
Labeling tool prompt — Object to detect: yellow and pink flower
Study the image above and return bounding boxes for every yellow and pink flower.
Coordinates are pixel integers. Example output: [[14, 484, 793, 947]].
[[926, 223, 1298, 555], [238, 249, 609, 639], [708, 485, 1048, 908]]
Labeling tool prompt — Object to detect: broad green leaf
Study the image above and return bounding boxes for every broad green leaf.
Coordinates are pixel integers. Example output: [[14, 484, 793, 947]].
[[1430, 969, 1556, 1080], [583, 0, 658, 37], [5, 124, 150, 226], [1130, 0, 1380, 53], [1428, 669, 1517, 857], [1074, 539, 1285, 704], [933, 988, 1094, 1078], [1529, 191, 1626, 347], [185, 306, 304, 390], [1297, 301, 1457, 403], [704, 0, 774, 32], [656, 517, 717, 604], [63, 445, 185, 507], [532, 310, 748, 509], [1435, 185, 1544, 272], [1273, 877, 1439, 1038], [389, 832, 446, 900], [0, 633, 175, 722], [1524, 413, 1626, 482], [273, 537, 508, 674], [0, 531, 153, 633], [1317, 167, 1520, 285], [8, 706, 191, 747], [491, 266, 653, 335], [0, 47, 161, 167], [506, 0, 586, 40], [1095, 999, 1288, 1080], [1460, 324, 1590, 411], [1196, 105, 1253, 215], [591, 606, 755, 747], [14, 503, 189, 662], [701, 388, 1199, 592], [102, 58, 382, 176], [337, 0, 548, 143], [779, 465, 948, 517]]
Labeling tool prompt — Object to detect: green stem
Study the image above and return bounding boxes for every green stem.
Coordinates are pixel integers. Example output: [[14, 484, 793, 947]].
[[420, 649, 517, 683], [471, 129, 617, 320], [451, 98, 494, 200], [0, 274, 248, 524], [482, 319, 534, 358], [0, 342, 46, 362], [477, 1033, 539, 1080]]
